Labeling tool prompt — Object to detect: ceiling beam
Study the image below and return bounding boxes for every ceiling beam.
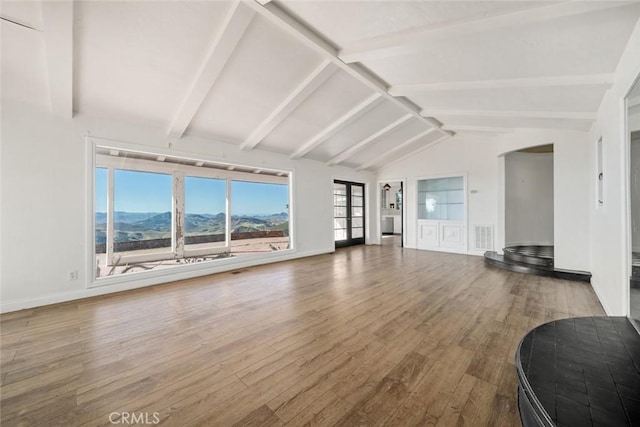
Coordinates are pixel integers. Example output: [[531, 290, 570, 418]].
[[377, 134, 451, 172], [389, 74, 615, 95], [339, 2, 633, 63], [420, 110, 597, 120], [327, 114, 413, 166], [240, 60, 337, 151], [41, 0, 74, 118], [441, 125, 516, 134], [167, 1, 255, 138], [356, 128, 438, 171], [290, 93, 381, 159], [244, 1, 450, 139]]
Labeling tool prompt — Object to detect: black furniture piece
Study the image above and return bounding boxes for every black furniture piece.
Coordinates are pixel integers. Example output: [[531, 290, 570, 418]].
[[516, 317, 640, 426]]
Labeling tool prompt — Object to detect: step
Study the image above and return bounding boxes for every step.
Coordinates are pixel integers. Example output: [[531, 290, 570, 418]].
[[503, 245, 554, 267], [484, 251, 591, 283]]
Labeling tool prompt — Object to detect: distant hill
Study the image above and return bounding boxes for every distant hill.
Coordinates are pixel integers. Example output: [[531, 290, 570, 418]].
[[96, 211, 167, 225], [96, 211, 288, 242]]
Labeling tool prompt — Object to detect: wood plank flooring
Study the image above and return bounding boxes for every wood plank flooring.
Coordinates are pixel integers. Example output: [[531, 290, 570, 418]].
[[0, 241, 605, 426]]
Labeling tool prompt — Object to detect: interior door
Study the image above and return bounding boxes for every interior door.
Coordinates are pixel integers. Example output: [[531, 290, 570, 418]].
[[334, 180, 365, 248]]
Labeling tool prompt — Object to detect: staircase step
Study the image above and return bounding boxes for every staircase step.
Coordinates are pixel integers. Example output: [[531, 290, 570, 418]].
[[503, 245, 554, 267], [484, 251, 591, 283]]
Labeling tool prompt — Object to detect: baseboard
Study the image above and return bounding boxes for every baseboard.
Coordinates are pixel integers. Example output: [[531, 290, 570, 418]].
[[466, 250, 487, 257], [0, 248, 333, 314]]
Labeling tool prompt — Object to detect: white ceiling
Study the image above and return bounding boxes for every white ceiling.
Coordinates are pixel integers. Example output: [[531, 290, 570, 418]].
[[2, 1, 640, 171]]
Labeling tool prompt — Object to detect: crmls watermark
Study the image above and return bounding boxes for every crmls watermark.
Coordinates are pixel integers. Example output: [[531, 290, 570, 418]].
[[109, 412, 160, 425]]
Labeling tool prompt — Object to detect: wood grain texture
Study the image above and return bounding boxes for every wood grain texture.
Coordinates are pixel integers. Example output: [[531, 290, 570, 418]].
[[0, 239, 605, 426]]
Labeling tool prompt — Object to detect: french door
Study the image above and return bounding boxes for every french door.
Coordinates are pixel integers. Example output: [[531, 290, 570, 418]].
[[334, 180, 365, 248]]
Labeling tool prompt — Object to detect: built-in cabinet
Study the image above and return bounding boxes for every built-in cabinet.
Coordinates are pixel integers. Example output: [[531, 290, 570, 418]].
[[416, 176, 466, 253]]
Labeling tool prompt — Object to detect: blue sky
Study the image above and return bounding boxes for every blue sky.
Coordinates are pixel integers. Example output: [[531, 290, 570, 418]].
[[96, 168, 288, 215]]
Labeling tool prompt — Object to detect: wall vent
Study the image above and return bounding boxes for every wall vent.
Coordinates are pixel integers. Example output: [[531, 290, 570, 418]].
[[473, 224, 494, 252]]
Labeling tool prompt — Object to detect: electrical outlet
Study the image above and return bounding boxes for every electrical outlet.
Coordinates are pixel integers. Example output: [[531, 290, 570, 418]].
[[69, 270, 78, 281]]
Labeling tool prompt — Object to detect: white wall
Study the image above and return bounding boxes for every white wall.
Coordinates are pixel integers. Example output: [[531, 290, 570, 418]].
[[377, 135, 500, 255], [588, 18, 640, 316], [377, 127, 592, 273], [505, 152, 554, 247], [0, 103, 375, 312]]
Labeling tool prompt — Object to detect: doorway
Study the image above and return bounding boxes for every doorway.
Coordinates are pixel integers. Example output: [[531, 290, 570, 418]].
[[503, 144, 555, 267], [380, 181, 403, 247], [334, 180, 365, 248]]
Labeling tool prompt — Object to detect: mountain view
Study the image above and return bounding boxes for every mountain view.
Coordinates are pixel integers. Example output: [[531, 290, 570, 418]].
[[95, 211, 289, 243]]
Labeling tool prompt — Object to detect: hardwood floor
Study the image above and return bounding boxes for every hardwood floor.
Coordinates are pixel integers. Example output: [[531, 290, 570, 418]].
[[0, 244, 605, 426]]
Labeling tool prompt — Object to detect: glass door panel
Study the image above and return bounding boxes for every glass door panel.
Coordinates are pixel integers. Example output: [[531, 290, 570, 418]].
[[334, 180, 365, 248], [334, 183, 348, 243]]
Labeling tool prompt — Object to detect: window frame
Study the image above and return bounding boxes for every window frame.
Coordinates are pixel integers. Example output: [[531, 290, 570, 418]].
[[87, 137, 294, 288]]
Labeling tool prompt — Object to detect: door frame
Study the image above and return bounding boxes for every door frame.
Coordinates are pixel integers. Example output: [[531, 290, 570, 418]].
[[334, 180, 366, 249], [376, 178, 407, 248]]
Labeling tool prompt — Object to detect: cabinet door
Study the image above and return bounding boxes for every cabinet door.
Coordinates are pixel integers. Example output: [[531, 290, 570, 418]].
[[439, 221, 465, 249], [417, 220, 439, 250]]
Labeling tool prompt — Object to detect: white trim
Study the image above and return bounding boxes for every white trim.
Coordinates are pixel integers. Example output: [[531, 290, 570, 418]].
[[96, 155, 287, 185], [389, 74, 615, 95], [287, 171, 295, 250], [625, 78, 639, 318], [86, 140, 96, 290], [174, 171, 185, 258], [2, 248, 332, 314], [420, 110, 597, 120], [89, 136, 292, 180], [442, 125, 516, 134]]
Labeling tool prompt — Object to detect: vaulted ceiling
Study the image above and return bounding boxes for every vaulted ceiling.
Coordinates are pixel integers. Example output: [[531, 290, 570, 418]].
[[2, 1, 640, 170]]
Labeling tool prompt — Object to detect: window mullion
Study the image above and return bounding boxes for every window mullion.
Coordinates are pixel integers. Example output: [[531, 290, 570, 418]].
[[106, 167, 115, 265], [225, 178, 232, 250], [174, 171, 185, 259]]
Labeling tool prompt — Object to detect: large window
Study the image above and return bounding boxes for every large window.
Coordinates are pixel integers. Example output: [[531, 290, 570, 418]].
[[93, 144, 291, 279]]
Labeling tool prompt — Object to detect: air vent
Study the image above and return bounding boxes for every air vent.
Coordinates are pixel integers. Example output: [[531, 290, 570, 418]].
[[473, 224, 494, 251]]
